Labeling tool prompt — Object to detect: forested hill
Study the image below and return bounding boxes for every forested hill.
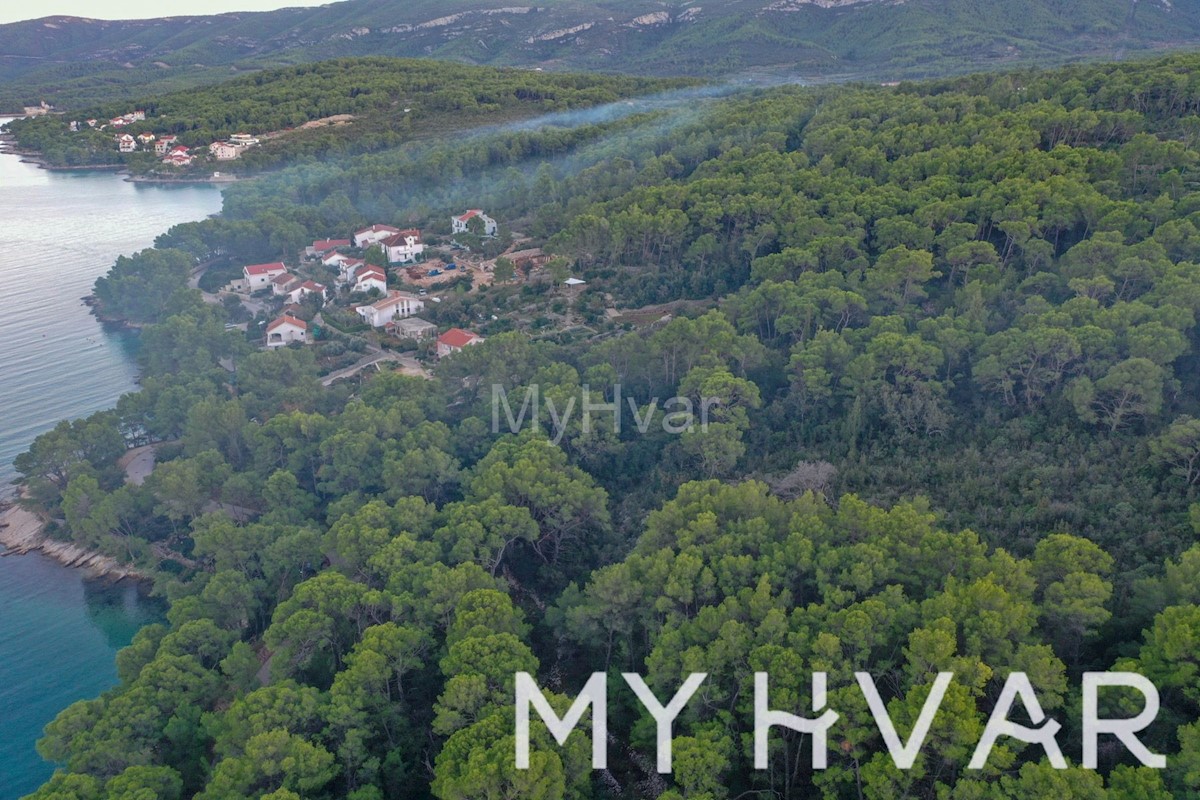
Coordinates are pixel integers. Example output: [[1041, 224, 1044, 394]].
[[17, 52, 1200, 798], [1, 58, 688, 170], [4, 0, 1200, 109]]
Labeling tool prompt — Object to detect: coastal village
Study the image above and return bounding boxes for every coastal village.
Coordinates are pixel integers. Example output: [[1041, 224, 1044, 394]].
[[93, 108, 260, 170], [196, 207, 593, 382]]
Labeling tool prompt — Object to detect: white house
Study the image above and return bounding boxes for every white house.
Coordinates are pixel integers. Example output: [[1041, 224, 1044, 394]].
[[356, 291, 424, 327], [288, 280, 327, 304], [437, 328, 485, 358], [353, 224, 401, 249], [154, 136, 178, 155], [162, 149, 193, 167], [243, 262, 289, 292], [265, 315, 308, 348], [334, 257, 366, 286], [323, 250, 356, 268], [137, 132, 156, 146], [230, 133, 259, 146], [210, 142, 239, 160], [452, 210, 497, 236], [352, 265, 388, 295], [382, 230, 424, 264], [271, 272, 299, 296], [117, 134, 136, 153]]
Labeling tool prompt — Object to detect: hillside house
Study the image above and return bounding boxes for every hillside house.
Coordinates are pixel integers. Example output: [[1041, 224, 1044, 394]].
[[210, 142, 239, 160], [271, 273, 299, 296], [117, 134, 136, 153], [382, 230, 424, 264], [333, 257, 366, 286], [161, 148, 193, 167], [243, 262, 289, 292], [452, 210, 497, 236], [154, 136, 178, 155], [137, 132, 156, 146], [352, 266, 388, 295], [288, 280, 327, 304], [308, 239, 351, 258], [265, 315, 308, 348], [356, 291, 424, 327], [353, 224, 402, 249], [437, 328, 485, 358]]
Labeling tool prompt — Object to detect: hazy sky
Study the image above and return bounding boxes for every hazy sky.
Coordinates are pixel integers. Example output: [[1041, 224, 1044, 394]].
[[0, 1, 341, 25]]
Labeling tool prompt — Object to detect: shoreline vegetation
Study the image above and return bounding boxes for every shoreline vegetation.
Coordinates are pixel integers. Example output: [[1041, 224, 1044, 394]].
[[0, 501, 145, 581]]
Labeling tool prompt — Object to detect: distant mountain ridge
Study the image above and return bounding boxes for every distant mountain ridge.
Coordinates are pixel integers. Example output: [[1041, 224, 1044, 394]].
[[2, 0, 1199, 108]]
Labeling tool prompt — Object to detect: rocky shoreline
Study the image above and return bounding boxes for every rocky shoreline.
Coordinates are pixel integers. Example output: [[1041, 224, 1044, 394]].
[[0, 502, 145, 582]]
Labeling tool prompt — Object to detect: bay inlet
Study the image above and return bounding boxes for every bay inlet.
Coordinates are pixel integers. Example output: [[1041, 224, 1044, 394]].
[[0, 126, 222, 799]]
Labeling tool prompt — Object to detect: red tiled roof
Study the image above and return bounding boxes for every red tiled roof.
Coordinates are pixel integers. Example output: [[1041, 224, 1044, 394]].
[[312, 239, 350, 252], [438, 328, 481, 349], [244, 262, 287, 276], [266, 314, 307, 333], [300, 280, 325, 291], [456, 209, 484, 221], [271, 273, 296, 286], [381, 229, 423, 247]]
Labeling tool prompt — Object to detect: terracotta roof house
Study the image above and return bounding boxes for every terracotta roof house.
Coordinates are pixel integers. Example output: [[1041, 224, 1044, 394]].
[[381, 229, 424, 264], [265, 315, 308, 348], [243, 262, 288, 292], [452, 209, 497, 236], [437, 328, 485, 358], [307, 239, 351, 258]]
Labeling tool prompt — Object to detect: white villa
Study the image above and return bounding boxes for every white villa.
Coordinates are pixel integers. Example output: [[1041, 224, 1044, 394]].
[[353, 224, 402, 249], [382, 230, 424, 264], [243, 262, 289, 292], [288, 280, 327, 304], [356, 290, 425, 327], [452, 209, 497, 236], [333, 257, 366, 286], [352, 266, 388, 295], [210, 142, 239, 160], [265, 315, 308, 348]]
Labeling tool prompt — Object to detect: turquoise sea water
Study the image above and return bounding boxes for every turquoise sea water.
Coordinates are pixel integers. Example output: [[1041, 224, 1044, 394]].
[[0, 127, 222, 798]]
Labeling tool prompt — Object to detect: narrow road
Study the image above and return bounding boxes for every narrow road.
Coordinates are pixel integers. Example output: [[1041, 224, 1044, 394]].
[[321, 351, 429, 386]]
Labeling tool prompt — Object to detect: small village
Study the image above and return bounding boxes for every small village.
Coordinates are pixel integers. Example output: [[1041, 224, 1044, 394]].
[[69, 107, 261, 170], [200, 209, 594, 383]]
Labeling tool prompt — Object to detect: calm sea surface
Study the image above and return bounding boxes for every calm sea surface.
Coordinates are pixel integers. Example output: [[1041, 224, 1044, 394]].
[[0, 125, 222, 799]]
